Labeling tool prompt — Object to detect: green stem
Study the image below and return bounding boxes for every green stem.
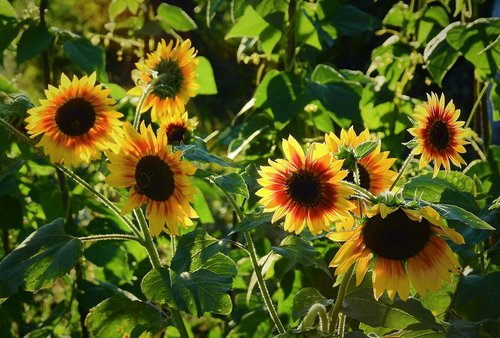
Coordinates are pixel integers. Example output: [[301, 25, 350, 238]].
[[465, 82, 489, 129], [353, 162, 364, 218], [341, 181, 376, 203], [55, 164, 143, 240], [80, 234, 141, 243], [301, 303, 329, 332], [0, 117, 33, 144], [329, 265, 354, 333], [133, 209, 189, 338], [389, 151, 414, 191], [132, 83, 151, 130], [217, 185, 286, 334]]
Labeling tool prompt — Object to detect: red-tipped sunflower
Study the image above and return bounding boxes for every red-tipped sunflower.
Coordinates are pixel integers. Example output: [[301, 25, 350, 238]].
[[25, 72, 123, 166], [130, 39, 199, 122], [325, 127, 397, 195], [328, 203, 464, 300], [408, 93, 467, 177], [106, 122, 198, 236], [158, 111, 197, 144], [256, 136, 355, 235]]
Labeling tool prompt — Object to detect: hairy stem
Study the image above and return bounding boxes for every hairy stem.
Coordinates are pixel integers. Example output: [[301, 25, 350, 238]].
[[80, 234, 141, 243], [329, 265, 354, 333], [390, 151, 415, 191]]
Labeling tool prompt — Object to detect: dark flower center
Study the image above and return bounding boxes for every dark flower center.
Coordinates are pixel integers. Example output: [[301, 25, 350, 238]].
[[346, 164, 371, 190], [286, 170, 322, 207], [152, 60, 184, 99], [166, 124, 188, 144], [135, 155, 175, 201], [55, 98, 96, 136], [362, 208, 431, 260], [428, 120, 450, 150]]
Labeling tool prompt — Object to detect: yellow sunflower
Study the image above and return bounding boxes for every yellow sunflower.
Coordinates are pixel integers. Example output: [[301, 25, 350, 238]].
[[328, 203, 464, 300], [256, 136, 355, 235], [158, 111, 197, 144], [325, 127, 396, 196], [25, 72, 123, 166], [106, 122, 198, 236], [408, 93, 467, 177], [129, 39, 199, 122]]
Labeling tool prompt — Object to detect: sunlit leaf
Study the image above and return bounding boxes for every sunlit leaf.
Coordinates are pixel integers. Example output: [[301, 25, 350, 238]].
[[225, 5, 268, 39], [0, 218, 83, 299], [85, 295, 164, 338], [355, 141, 379, 160], [231, 212, 272, 234], [141, 268, 174, 305], [157, 3, 197, 32], [170, 228, 237, 316], [0, 0, 17, 19], [212, 173, 249, 199], [195, 56, 218, 95], [432, 204, 494, 230]]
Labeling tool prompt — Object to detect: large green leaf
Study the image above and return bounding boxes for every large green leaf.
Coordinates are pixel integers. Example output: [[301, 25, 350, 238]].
[[157, 3, 197, 32], [402, 172, 478, 212], [332, 5, 381, 36], [272, 235, 330, 275], [175, 142, 235, 167], [432, 204, 494, 230], [141, 268, 174, 305], [0, 24, 19, 57], [445, 18, 500, 80], [170, 228, 237, 316], [212, 173, 249, 199], [417, 5, 449, 44], [0, 0, 17, 19], [344, 282, 440, 330], [225, 5, 268, 39], [195, 56, 218, 95], [452, 272, 500, 321], [63, 38, 107, 82], [423, 22, 461, 86], [16, 25, 54, 64], [0, 218, 83, 299], [231, 212, 272, 234], [85, 295, 164, 338]]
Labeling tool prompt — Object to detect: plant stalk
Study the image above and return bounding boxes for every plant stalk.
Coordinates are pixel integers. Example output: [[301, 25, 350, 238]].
[[80, 234, 141, 243], [390, 151, 414, 191], [218, 186, 286, 334], [329, 265, 354, 333]]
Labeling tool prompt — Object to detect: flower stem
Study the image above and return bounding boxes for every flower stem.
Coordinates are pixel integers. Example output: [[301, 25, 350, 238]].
[[329, 265, 354, 333], [55, 164, 143, 239], [389, 151, 414, 191], [216, 185, 286, 334], [133, 208, 189, 338], [301, 303, 329, 332], [465, 82, 489, 129], [342, 181, 376, 203], [80, 234, 141, 242], [0, 117, 33, 144], [132, 83, 151, 130], [353, 162, 364, 218]]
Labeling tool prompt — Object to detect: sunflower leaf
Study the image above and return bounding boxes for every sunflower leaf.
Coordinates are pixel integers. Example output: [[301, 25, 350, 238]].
[[141, 268, 174, 305], [212, 173, 249, 199], [432, 203, 494, 230], [157, 3, 197, 32], [354, 141, 379, 160], [231, 212, 272, 234], [0, 218, 83, 300]]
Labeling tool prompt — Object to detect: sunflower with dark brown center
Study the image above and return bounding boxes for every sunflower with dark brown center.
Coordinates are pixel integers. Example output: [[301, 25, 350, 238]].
[[324, 127, 396, 228], [129, 39, 199, 122], [328, 203, 464, 300], [25, 73, 123, 166], [256, 136, 355, 235], [409, 93, 468, 177], [159, 111, 196, 144], [106, 122, 198, 236]]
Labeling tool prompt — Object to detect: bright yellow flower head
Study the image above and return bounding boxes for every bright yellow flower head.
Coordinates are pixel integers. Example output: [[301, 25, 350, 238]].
[[256, 136, 355, 235], [328, 203, 464, 300], [408, 93, 468, 177], [106, 122, 198, 236], [129, 39, 199, 122], [25, 72, 123, 166]]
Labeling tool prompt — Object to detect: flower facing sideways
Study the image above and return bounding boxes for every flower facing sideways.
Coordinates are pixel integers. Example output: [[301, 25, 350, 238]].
[[409, 93, 467, 177], [25, 72, 123, 166], [256, 136, 355, 235], [328, 203, 464, 300], [106, 122, 198, 236], [129, 39, 199, 121]]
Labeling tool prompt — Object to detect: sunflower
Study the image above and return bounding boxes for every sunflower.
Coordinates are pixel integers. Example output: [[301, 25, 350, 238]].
[[106, 122, 198, 236], [408, 93, 467, 177], [325, 127, 396, 196], [158, 111, 197, 144], [25, 72, 123, 166], [129, 39, 199, 122], [328, 203, 464, 300], [256, 136, 355, 235]]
